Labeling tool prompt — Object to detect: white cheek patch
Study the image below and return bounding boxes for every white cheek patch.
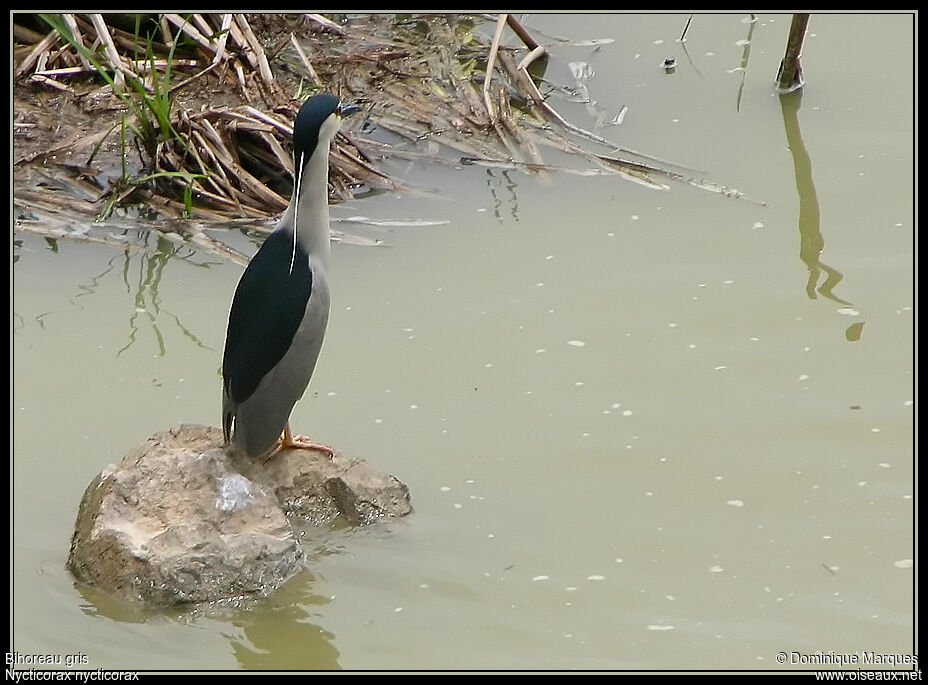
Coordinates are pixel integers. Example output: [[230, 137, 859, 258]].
[[319, 113, 341, 143]]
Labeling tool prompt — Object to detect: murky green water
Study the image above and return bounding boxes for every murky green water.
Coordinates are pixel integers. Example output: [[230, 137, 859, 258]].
[[13, 13, 914, 671]]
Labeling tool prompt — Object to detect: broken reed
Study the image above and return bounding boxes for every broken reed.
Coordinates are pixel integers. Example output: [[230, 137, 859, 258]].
[[15, 13, 760, 231]]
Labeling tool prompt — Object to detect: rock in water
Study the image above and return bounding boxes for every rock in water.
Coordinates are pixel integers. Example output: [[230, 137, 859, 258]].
[[67, 424, 412, 606]]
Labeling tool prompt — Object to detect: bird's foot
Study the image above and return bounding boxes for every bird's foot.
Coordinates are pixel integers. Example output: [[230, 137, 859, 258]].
[[263, 423, 334, 463], [283, 433, 335, 458]]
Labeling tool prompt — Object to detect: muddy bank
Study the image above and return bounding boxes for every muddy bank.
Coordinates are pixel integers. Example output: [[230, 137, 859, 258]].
[[14, 13, 745, 259]]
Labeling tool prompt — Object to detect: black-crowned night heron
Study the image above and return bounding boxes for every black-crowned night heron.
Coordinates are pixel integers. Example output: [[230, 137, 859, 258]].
[[221, 93, 362, 459]]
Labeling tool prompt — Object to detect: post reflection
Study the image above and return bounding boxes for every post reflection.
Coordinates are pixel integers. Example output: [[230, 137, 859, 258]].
[[779, 90, 864, 341]]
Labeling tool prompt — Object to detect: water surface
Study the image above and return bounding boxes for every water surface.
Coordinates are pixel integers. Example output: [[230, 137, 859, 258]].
[[12, 13, 914, 671]]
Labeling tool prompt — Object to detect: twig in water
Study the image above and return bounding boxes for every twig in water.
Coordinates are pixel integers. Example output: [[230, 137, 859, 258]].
[[516, 45, 547, 72], [506, 14, 540, 50], [679, 15, 693, 43]]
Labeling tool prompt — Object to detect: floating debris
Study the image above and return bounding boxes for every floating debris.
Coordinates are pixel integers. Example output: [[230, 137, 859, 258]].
[[337, 216, 450, 228]]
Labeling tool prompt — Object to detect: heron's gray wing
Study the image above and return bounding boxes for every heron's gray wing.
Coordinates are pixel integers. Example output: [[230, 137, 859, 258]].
[[222, 229, 312, 405]]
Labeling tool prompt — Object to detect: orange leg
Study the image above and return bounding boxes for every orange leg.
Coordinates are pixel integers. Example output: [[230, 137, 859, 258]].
[[264, 422, 334, 462]]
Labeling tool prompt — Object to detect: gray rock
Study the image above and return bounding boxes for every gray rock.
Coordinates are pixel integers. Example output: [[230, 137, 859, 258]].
[[68, 424, 412, 606], [233, 445, 412, 526]]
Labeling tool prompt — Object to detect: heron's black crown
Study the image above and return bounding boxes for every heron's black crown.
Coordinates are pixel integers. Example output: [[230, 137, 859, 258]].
[[293, 93, 342, 164]]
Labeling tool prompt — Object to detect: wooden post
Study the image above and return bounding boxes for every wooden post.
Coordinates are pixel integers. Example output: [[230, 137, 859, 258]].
[[777, 13, 810, 93]]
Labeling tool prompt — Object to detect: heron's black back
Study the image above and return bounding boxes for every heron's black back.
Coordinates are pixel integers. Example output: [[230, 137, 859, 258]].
[[222, 229, 313, 405]]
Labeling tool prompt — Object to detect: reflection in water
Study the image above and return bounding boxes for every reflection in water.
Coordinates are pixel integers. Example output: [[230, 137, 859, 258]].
[[678, 39, 704, 80], [485, 169, 520, 223], [228, 572, 341, 671], [113, 234, 215, 357], [76, 571, 341, 670], [845, 321, 865, 342], [76, 583, 161, 624], [14, 229, 218, 356], [734, 14, 757, 112], [779, 91, 858, 319], [73, 256, 119, 312]]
